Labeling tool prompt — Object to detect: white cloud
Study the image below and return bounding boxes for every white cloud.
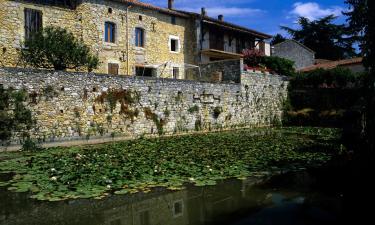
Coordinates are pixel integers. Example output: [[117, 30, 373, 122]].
[[290, 2, 343, 20]]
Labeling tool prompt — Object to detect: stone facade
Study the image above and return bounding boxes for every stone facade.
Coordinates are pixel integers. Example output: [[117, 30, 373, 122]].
[[272, 40, 315, 70], [0, 67, 288, 148], [0, 0, 196, 77]]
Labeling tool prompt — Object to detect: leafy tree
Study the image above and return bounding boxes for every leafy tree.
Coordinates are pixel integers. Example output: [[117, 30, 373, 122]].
[[21, 26, 99, 71], [345, 0, 375, 152], [281, 15, 357, 60], [270, 34, 286, 46]]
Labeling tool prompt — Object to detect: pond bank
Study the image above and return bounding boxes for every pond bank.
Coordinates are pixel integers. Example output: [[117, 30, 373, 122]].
[[0, 127, 342, 201]]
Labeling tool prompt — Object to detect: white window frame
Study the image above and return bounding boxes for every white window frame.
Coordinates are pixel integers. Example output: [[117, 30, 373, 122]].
[[169, 35, 180, 53]]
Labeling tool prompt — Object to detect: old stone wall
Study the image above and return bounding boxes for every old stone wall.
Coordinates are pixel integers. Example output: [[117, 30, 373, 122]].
[[0, 0, 196, 77], [0, 67, 288, 148], [192, 59, 243, 84]]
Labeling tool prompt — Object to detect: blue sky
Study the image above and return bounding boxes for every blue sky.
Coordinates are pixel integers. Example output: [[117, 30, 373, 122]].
[[142, 0, 349, 37]]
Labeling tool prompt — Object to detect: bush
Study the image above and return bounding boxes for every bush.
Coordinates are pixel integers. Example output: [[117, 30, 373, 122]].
[[21, 26, 99, 71], [291, 67, 363, 89], [261, 56, 295, 76], [243, 48, 295, 76]]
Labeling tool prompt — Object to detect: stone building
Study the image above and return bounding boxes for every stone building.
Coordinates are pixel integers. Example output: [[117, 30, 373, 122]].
[[0, 0, 271, 78], [272, 39, 315, 70]]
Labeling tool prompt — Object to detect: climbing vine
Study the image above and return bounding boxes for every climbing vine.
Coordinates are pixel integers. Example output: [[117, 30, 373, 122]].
[[0, 85, 34, 145]]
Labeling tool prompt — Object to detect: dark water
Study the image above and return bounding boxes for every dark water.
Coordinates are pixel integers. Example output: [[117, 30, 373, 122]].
[[0, 169, 347, 225]]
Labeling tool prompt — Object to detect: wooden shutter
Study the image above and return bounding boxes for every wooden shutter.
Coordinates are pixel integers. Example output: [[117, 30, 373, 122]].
[[108, 63, 119, 75], [24, 8, 42, 41]]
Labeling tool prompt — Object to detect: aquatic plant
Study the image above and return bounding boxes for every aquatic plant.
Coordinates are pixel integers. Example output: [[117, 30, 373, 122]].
[[0, 127, 341, 201]]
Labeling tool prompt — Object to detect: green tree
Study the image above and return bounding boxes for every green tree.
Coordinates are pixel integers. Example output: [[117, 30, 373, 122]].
[[270, 34, 286, 46], [21, 26, 99, 71], [281, 15, 357, 60], [345, 0, 375, 152]]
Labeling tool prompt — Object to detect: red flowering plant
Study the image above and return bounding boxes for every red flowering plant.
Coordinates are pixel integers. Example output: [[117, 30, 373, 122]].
[[242, 48, 267, 71]]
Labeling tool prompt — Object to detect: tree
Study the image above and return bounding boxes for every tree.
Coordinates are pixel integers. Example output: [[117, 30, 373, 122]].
[[345, 0, 375, 152], [270, 34, 286, 46], [281, 15, 357, 60], [21, 26, 99, 71]]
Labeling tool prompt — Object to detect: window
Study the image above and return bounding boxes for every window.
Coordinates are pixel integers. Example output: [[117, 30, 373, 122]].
[[169, 36, 180, 52], [171, 16, 176, 25], [139, 15, 143, 21], [108, 63, 119, 75], [173, 67, 179, 79], [105, 22, 116, 43], [135, 28, 145, 47], [24, 8, 42, 41]]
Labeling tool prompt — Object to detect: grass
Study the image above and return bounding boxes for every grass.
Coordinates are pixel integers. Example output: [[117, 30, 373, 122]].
[[0, 127, 342, 201]]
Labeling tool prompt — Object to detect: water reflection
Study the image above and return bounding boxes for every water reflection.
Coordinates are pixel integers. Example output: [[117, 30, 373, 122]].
[[0, 172, 341, 225]]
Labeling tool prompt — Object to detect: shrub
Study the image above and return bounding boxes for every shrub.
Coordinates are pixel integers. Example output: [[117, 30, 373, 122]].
[[243, 48, 265, 67], [243, 48, 295, 76], [21, 26, 99, 71], [291, 67, 362, 89], [261, 56, 295, 76]]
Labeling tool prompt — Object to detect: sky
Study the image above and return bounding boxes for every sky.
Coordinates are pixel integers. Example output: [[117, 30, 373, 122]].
[[141, 0, 350, 37]]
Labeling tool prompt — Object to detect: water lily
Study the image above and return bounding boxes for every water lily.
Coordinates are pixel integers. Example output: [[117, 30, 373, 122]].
[[50, 168, 56, 172], [189, 177, 195, 181], [50, 176, 57, 181]]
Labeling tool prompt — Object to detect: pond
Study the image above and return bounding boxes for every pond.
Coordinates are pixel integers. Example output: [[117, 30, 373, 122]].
[[0, 170, 343, 225]]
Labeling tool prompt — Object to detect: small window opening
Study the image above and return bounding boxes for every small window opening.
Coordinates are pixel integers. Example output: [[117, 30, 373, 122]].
[[108, 8, 113, 14], [139, 15, 143, 21]]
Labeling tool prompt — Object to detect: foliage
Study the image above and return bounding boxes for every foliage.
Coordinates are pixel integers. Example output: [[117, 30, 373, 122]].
[[242, 48, 265, 67], [290, 67, 363, 89], [20, 26, 99, 71], [344, 0, 375, 152], [281, 15, 357, 60], [270, 34, 286, 46], [188, 105, 199, 114], [144, 107, 166, 135], [213, 106, 222, 119], [261, 56, 295, 76], [0, 127, 341, 201], [0, 85, 34, 144], [243, 48, 295, 76]]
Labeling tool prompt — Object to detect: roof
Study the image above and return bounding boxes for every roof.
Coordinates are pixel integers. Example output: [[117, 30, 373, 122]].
[[174, 10, 271, 39], [273, 40, 315, 54], [110, 1, 271, 39], [110, 0, 189, 17], [299, 57, 363, 72]]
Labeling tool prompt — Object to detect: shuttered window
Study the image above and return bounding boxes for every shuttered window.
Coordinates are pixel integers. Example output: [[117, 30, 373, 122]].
[[105, 22, 116, 43], [135, 28, 144, 47], [24, 8, 42, 41], [108, 63, 119, 75]]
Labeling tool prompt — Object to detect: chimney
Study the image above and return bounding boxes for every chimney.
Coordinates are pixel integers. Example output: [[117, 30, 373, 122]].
[[168, 0, 174, 9], [201, 7, 207, 17], [218, 15, 224, 21]]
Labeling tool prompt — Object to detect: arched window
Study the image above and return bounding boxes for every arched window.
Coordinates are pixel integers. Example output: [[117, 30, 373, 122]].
[[135, 28, 145, 47]]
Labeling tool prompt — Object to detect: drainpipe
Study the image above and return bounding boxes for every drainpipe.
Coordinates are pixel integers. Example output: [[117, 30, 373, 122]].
[[126, 5, 133, 75]]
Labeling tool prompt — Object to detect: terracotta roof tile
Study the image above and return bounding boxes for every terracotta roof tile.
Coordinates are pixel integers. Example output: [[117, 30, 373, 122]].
[[299, 57, 363, 72], [111, 0, 189, 17]]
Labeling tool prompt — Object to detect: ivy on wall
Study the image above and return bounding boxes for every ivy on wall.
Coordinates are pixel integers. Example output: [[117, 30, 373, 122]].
[[0, 85, 34, 145]]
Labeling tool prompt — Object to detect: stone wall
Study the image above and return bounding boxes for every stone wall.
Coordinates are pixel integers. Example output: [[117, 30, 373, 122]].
[[192, 59, 243, 84], [0, 67, 288, 148], [0, 0, 196, 77]]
